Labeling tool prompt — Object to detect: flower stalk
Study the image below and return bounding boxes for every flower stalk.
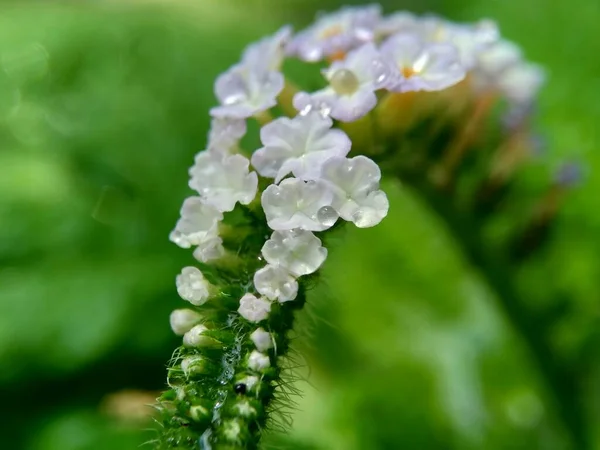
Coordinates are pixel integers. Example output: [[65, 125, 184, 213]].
[[153, 5, 586, 450]]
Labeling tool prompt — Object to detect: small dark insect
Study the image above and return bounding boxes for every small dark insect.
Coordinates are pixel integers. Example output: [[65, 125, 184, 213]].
[[234, 383, 247, 395]]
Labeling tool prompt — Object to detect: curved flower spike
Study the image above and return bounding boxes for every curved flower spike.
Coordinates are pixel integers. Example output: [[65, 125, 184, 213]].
[[293, 43, 391, 122], [210, 64, 284, 119], [169, 196, 223, 249], [320, 156, 389, 228], [251, 112, 351, 182], [243, 25, 293, 71], [254, 264, 299, 303], [380, 32, 466, 93], [189, 152, 258, 212], [261, 229, 328, 277], [261, 178, 336, 231], [159, 8, 553, 449], [287, 4, 381, 62]]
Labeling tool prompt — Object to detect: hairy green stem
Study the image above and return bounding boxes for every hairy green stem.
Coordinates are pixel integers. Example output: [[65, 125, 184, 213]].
[[154, 208, 310, 449], [156, 295, 306, 449]]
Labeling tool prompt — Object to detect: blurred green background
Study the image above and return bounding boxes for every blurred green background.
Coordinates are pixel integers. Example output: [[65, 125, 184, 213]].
[[0, 0, 598, 449]]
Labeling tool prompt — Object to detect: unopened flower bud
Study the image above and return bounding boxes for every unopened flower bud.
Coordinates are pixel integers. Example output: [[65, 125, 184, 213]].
[[183, 324, 222, 348], [248, 350, 271, 372], [170, 309, 202, 336], [250, 328, 273, 352], [181, 355, 212, 377], [189, 404, 211, 422]]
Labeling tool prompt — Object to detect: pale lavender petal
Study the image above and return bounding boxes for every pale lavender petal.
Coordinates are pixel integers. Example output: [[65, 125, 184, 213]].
[[243, 25, 293, 71], [211, 65, 284, 119], [287, 4, 381, 62], [251, 113, 351, 181]]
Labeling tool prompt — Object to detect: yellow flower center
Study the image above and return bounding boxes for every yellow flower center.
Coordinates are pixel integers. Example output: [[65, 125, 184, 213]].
[[402, 66, 416, 78]]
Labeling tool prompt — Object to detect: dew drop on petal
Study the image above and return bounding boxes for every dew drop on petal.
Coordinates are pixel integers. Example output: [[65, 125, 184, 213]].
[[317, 206, 339, 227], [330, 69, 360, 95], [319, 104, 332, 117], [351, 207, 379, 228], [289, 228, 304, 239], [223, 92, 245, 106], [375, 72, 387, 85], [300, 104, 313, 116]]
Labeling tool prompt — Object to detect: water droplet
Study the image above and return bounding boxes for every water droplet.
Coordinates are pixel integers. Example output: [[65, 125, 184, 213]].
[[351, 207, 378, 228], [299, 104, 313, 116], [223, 92, 246, 106], [234, 383, 247, 394], [289, 228, 304, 238], [318, 103, 332, 117], [330, 69, 360, 95], [199, 430, 213, 450], [317, 206, 339, 227]]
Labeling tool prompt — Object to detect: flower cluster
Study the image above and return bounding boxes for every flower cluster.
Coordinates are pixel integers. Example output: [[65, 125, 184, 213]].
[[289, 6, 543, 121], [161, 4, 547, 448], [170, 11, 398, 345], [169, 4, 545, 333]]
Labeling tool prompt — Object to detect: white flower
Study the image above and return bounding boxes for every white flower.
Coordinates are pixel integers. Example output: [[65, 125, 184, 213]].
[[443, 20, 499, 68], [319, 156, 389, 228], [380, 32, 466, 93], [261, 229, 327, 277], [193, 236, 225, 263], [251, 112, 351, 182], [189, 152, 258, 212], [254, 264, 298, 302], [250, 328, 273, 352], [210, 64, 284, 119], [419, 17, 499, 69], [472, 39, 523, 91], [248, 350, 271, 372], [238, 293, 272, 323], [183, 324, 210, 347], [169, 309, 202, 336], [293, 43, 391, 122], [376, 11, 419, 38], [496, 61, 545, 106], [176, 266, 211, 306], [242, 26, 293, 71], [207, 117, 247, 155], [169, 197, 223, 249], [288, 4, 381, 62], [261, 178, 336, 231]]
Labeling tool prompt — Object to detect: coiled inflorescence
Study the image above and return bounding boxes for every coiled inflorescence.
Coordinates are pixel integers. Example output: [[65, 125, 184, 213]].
[[155, 4, 547, 449]]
